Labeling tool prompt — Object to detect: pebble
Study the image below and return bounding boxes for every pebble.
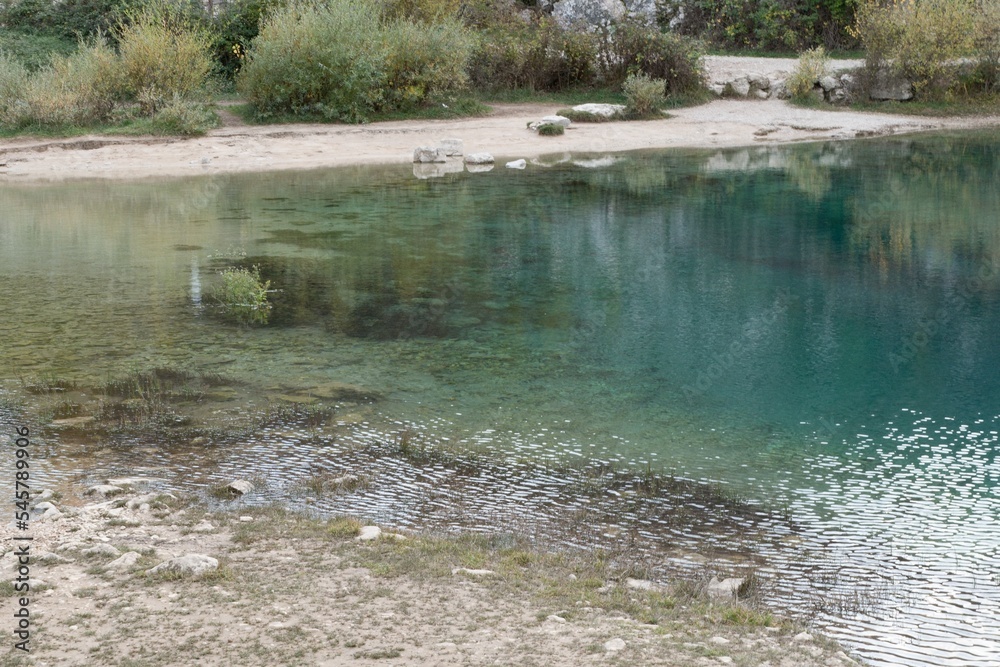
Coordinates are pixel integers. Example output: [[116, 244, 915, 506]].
[[604, 638, 626, 652]]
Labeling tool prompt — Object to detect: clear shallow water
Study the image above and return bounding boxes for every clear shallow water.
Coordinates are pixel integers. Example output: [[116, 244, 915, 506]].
[[2, 133, 1000, 665]]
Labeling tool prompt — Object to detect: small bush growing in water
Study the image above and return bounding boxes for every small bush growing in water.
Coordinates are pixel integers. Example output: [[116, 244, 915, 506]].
[[622, 72, 666, 116], [788, 46, 829, 99], [211, 265, 272, 325]]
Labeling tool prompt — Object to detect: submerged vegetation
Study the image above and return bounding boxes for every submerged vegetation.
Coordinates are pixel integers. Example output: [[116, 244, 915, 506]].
[[209, 265, 273, 326]]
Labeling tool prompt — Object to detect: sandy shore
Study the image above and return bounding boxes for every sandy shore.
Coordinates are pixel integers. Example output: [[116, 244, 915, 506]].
[[0, 97, 997, 182]]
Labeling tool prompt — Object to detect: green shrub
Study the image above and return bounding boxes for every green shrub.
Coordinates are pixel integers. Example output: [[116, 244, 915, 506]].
[[149, 94, 218, 135], [852, 0, 978, 98], [0, 29, 77, 70], [211, 265, 272, 326], [972, 0, 1000, 92], [467, 18, 598, 92], [0, 50, 29, 126], [382, 17, 473, 109], [595, 19, 704, 93], [0, 0, 125, 40], [237, 0, 387, 121], [660, 0, 860, 51], [622, 72, 666, 116], [788, 46, 829, 99], [116, 3, 214, 112], [536, 122, 564, 135], [2, 39, 121, 128]]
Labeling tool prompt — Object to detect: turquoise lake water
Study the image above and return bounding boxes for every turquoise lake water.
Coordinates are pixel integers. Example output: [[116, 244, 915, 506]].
[[2, 132, 999, 665]]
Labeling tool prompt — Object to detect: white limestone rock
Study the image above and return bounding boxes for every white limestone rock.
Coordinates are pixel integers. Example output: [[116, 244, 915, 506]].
[[412, 147, 446, 163]]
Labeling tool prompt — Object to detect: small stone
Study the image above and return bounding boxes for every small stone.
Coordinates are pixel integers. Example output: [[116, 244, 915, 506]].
[[604, 638, 626, 652], [437, 138, 463, 156], [707, 577, 744, 600], [709, 636, 731, 645], [85, 484, 124, 497], [239, 516, 254, 523], [754, 89, 770, 100], [356, 526, 381, 541], [452, 567, 495, 577], [546, 614, 567, 623], [226, 480, 254, 496], [80, 544, 122, 558], [708, 83, 725, 96], [464, 152, 494, 165], [146, 554, 219, 577], [191, 520, 215, 533], [793, 632, 814, 643], [105, 552, 142, 572], [35, 551, 73, 565], [505, 159, 527, 170], [626, 577, 655, 590]]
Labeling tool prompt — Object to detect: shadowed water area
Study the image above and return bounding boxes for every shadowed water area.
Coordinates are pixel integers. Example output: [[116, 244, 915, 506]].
[[2, 132, 1000, 666]]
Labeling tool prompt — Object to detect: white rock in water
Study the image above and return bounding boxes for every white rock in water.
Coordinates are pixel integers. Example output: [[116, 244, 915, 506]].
[[464, 153, 494, 165], [147, 554, 219, 577], [356, 526, 381, 541], [437, 138, 463, 156], [227, 480, 254, 495], [505, 159, 527, 170], [540, 115, 571, 128], [412, 146, 446, 163], [604, 638, 626, 652]]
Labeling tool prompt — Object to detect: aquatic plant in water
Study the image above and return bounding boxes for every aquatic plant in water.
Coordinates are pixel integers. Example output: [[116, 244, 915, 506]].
[[210, 265, 272, 325]]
